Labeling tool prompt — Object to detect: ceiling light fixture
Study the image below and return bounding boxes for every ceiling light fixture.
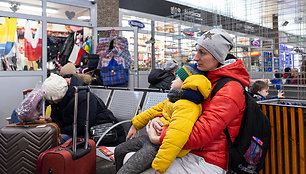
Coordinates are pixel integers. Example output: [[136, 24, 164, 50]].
[[77, 16, 90, 20]]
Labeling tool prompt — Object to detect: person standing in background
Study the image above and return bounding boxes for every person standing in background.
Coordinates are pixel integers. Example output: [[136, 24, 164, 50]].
[[299, 59, 306, 85], [289, 68, 299, 84]]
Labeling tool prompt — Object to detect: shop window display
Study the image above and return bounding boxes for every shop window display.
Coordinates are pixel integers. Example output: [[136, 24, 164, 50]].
[[0, 17, 92, 72], [0, 17, 42, 71], [46, 23, 92, 74]]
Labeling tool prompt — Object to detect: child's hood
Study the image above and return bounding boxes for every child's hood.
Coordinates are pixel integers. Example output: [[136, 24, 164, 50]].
[[182, 75, 212, 99]]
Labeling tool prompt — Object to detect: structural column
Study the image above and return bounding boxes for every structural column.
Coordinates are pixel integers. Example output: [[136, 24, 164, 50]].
[[273, 14, 279, 58], [96, 0, 119, 37]]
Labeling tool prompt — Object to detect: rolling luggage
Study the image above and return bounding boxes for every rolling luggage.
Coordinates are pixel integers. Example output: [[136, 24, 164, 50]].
[[37, 86, 96, 174], [0, 122, 60, 174]]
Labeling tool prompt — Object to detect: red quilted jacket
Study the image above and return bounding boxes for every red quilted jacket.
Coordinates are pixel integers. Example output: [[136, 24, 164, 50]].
[[159, 59, 249, 170]]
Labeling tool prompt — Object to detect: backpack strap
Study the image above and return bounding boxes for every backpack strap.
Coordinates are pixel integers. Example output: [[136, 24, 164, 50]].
[[210, 77, 243, 142], [210, 77, 245, 171], [210, 77, 244, 100]]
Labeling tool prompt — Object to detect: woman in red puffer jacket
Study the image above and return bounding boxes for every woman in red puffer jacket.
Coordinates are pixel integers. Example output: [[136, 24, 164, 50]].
[[145, 28, 250, 174]]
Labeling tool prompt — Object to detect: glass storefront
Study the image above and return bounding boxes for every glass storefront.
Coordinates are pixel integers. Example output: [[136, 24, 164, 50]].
[[0, 1, 95, 72], [120, 11, 205, 70], [120, 9, 283, 73]]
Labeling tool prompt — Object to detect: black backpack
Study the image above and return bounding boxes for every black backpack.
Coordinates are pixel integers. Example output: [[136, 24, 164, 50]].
[[211, 78, 271, 174]]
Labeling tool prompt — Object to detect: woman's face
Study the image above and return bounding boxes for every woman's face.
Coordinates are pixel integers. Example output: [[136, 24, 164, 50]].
[[171, 75, 183, 90], [194, 45, 219, 71]]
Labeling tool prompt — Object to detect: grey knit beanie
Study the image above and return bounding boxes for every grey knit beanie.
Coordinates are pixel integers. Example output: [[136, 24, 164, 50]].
[[163, 59, 178, 72], [197, 28, 233, 64]]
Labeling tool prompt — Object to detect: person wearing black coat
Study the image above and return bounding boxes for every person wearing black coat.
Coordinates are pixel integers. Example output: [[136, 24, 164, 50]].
[[42, 73, 125, 144], [148, 59, 178, 90]]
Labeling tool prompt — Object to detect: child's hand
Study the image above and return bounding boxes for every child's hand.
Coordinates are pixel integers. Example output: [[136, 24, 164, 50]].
[[126, 125, 137, 141], [278, 90, 285, 98]]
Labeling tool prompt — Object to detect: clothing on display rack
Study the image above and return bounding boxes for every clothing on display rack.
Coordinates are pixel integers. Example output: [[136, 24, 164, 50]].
[[83, 38, 92, 53], [47, 36, 66, 61], [96, 30, 132, 69], [0, 17, 17, 57], [24, 21, 42, 62], [68, 44, 86, 66], [4, 31, 24, 71], [59, 32, 75, 66]]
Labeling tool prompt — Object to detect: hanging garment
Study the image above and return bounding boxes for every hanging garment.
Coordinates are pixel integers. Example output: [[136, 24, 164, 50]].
[[96, 36, 132, 69], [83, 39, 91, 53], [68, 44, 86, 66], [97, 48, 125, 68], [24, 21, 42, 61], [59, 32, 75, 66], [0, 17, 17, 56]]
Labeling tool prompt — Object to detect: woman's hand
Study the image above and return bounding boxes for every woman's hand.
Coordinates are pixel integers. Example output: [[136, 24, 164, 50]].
[[146, 120, 161, 145], [155, 170, 163, 174], [33, 116, 52, 124], [151, 117, 163, 135], [126, 124, 137, 141]]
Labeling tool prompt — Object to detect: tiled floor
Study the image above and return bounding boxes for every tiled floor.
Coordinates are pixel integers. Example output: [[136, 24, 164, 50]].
[[96, 156, 116, 174]]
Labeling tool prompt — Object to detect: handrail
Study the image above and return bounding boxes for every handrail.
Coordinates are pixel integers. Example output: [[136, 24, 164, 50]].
[[96, 120, 131, 146]]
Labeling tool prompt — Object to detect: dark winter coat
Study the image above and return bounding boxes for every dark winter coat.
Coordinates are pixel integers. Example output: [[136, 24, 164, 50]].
[[50, 75, 123, 141], [59, 32, 75, 66], [249, 92, 278, 101], [148, 69, 175, 90]]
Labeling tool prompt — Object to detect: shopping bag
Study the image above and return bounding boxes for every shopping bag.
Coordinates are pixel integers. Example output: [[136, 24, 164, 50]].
[[101, 57, 127, 86], [68, 44, 86, 66]]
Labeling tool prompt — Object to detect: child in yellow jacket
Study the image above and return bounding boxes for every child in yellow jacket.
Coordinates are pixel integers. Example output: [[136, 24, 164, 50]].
[[114, 64, 211, 174]]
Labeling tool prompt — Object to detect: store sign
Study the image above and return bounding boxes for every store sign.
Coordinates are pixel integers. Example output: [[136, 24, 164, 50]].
[[252, 40, 260, 47], [128, 20, 145, 29], [170, 6, 182, 15]]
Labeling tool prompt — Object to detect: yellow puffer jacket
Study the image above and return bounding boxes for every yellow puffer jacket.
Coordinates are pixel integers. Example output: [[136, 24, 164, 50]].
[[152, 75, 211, 173], [132, 99, 174, 130]]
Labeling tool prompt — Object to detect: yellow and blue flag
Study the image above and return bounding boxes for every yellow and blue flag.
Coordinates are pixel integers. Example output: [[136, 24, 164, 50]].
[[0, 17, 17, 56]]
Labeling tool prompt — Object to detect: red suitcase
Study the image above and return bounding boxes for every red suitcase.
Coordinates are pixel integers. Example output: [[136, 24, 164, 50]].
[[37, 86, 96, 174]]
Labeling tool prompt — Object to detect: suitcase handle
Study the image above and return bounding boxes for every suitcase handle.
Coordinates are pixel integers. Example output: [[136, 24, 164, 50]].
[[73, 86, 90, 153]]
